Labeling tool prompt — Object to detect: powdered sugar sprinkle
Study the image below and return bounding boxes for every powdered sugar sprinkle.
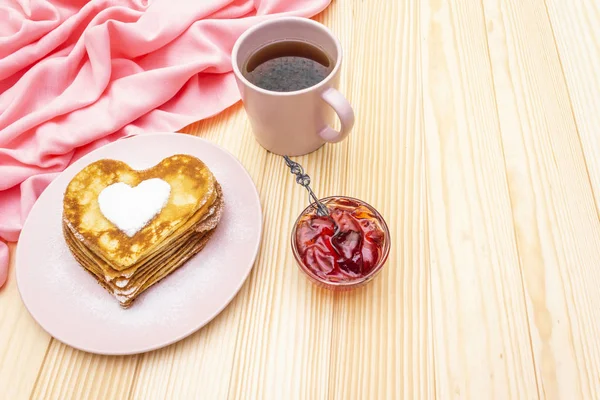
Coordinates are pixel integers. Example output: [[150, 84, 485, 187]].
[[98, 178, 171, 237]]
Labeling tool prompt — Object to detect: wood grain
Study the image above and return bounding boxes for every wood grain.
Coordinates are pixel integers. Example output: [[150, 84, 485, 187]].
[[545, 0, 600, 209], [325, 1, 431, 399], [32, 346, 139, 400], [481, 0, 600, 398], [422, 0, 538, 398], [0, 244, 51, 400], [3, 0, 600, 398]]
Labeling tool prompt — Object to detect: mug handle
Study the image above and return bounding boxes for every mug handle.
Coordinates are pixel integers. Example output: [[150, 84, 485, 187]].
[[318, 87, 355, 143]]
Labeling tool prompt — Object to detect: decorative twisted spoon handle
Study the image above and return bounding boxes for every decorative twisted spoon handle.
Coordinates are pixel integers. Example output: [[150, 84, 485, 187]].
[[283, 156, 330, 217]]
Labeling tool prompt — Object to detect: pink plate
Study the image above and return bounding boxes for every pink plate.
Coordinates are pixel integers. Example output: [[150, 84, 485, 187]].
[[15, 133, 263, 355]]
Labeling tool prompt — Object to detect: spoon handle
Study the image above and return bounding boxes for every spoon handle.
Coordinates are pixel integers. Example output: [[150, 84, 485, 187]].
[[283, 156, 330, 217]]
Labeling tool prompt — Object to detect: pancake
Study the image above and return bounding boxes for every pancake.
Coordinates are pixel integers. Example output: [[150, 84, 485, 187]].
[[64, 185, 223, 282], [65, 224, 216, 308], [61, 154, 223, 308], [63, 190, 223, 307], [63, 154, 217, 270]]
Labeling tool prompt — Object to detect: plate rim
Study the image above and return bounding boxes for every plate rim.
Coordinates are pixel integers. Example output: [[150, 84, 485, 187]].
[[15, 132, 263, 355]]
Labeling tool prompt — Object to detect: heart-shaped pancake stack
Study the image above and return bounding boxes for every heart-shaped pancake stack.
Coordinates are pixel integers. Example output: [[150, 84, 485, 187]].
[[62, 154, 223, 308]]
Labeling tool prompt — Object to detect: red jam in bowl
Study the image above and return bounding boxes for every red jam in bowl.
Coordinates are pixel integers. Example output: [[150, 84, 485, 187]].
[[292, 196, 390, 287]]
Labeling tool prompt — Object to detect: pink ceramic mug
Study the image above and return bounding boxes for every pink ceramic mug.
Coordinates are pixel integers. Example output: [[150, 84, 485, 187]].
[[232, 17, 355, 156]]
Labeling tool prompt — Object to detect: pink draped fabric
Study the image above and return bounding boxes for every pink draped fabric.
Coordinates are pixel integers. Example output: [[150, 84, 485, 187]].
[[0, 0, 331, 287]]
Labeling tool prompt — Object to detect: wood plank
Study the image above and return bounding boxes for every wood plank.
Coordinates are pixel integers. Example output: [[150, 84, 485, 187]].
[[225, 152, 336, 400], [545, 0, 600, 209], [481, 0, 600, 397], [421, 0, 539, 397], [32, 344, 139, 400], [0, 244, 52, 400], [325, 0, 432, 399]]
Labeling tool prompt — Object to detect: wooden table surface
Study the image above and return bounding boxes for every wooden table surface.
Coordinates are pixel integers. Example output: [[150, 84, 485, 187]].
[[2, 0, 600, 398]]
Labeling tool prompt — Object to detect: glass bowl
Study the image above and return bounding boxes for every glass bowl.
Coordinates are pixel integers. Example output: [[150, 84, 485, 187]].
[[290, 195, 391, 291]]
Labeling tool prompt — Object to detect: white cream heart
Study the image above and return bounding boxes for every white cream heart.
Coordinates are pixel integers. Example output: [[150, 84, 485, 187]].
[[97, 178, 171, 237]]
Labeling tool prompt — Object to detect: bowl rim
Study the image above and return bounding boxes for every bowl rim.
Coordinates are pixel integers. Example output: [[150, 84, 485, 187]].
[[290, 195, 391, 288]]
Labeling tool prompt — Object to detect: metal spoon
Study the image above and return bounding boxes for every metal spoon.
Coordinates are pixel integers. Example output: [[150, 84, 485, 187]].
[[283, 156, 330, 217]]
